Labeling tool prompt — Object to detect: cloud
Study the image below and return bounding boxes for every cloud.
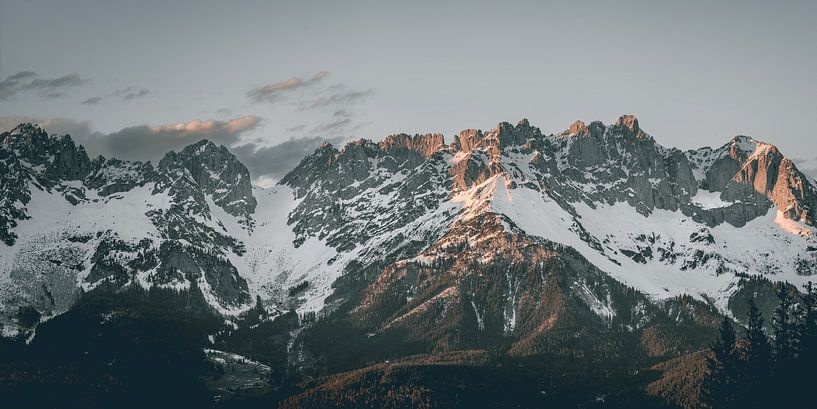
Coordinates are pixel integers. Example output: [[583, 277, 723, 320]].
[[1, 114, 348, 182], [298, 89, 372, 110], [246, 71, 372, 136], [0, 71, 87, 100], [101, 116, 261, 161], [0, 117, 95, 141], [0, 115, 261, 162], [112, 86, 151, 101], [82, 96, 103, 105], [78, 86, 151, 106], [308, 109, 354, 135], [248, 71, 329, 104], [311, 118, 352, 134], [231, 135, 346, 182], [0, 72, 39, 98]]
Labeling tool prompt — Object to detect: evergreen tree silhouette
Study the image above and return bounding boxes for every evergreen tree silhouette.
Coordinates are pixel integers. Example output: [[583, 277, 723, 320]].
[[790, 282, 817, 404], [771, 285, 797, 363], [739, 299, 772, 408], [799, 282, 817, 355], [702, 318, 739, 408]]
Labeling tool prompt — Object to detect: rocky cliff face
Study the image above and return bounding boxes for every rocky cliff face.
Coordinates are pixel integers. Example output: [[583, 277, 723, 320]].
[[0, 124, 254, 334], [0, 124, 92, 245], [725, 140, 816, 223], [159, 141, 257, 224], [379, 133, 445, 159], [1, 116, 816, 342]]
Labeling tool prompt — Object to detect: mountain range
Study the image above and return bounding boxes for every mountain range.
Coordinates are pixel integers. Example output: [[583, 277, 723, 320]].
[[1, 116, 816, 407]]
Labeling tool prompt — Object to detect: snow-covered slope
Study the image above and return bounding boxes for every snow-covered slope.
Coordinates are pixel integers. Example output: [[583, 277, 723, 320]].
[[490, 175, 814, 311], [0, 124, 256, 334]]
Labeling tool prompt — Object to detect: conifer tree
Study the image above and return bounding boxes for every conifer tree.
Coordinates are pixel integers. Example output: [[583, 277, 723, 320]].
[[771, 285, 797, 363], [740, 299, 772, 408], [799, 282, 817, 353], [744, 299, 771, 365], [703, 318, 739, 408], [789, 282, 817, 403]]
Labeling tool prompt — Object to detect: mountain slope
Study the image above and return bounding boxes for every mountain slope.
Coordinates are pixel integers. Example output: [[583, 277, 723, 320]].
[[276, 115, 816, 323], [0, 125, 254, 335]]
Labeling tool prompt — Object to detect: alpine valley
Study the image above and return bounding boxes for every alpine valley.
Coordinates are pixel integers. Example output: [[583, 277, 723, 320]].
[[2, 115, 816, 408]]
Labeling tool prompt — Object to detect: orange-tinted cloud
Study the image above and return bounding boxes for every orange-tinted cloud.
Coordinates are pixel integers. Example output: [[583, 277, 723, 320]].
[[247, 71, 329, 103]]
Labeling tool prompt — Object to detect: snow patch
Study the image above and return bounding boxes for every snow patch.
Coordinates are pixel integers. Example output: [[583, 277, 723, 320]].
[[690, 190, 733, 210]]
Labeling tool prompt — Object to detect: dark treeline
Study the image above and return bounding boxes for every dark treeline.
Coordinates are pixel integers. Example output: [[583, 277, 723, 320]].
[[281, 346, 671, 409], [703, 282, 817, 408], [9, 268, 817, 408], [0, 283, 223, 409]]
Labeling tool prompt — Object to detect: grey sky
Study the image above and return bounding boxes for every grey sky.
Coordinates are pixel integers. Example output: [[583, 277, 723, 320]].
[[1, 0, 816, 181]]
